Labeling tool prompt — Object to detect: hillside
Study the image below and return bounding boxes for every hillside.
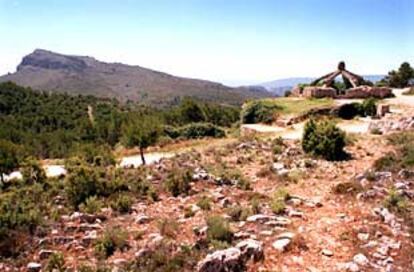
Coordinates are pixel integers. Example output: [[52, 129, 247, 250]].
[[0, 49, 270, 107], [1, 89, 414, 271]]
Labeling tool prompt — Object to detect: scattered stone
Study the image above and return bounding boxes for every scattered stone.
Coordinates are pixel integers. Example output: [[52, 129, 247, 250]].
[[272, 238, 291, 252], [353, 253, 369, 266], [235, 239, 264, 262], [246, 214, 276, 223], [38, 249, 54, 260], [287, 209, 304, 218], [264, 217, 291, 227], [136, 214, 150, 224], [321, 249, 333, 257], [357, 233, 369, 242], [276, 232, 295, 240], [113, 258, 127, 266], [82, 230, 98, 246], [27, 262, 42, 272]]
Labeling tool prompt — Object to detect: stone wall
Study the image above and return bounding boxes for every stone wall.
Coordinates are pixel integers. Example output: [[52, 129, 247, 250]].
[[340, 86, 393, 99], [296, 85, 393, 99], [302, 86, 337, 98]]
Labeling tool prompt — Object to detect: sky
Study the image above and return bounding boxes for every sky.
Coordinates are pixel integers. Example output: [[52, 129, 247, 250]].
[[0, 0, 413, 86]]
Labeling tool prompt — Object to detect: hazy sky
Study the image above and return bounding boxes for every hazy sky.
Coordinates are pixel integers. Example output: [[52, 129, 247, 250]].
[[0, 0, 413, 85]]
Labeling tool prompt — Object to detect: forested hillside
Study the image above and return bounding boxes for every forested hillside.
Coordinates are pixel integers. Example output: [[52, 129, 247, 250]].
[[0, 82, 240, 159]]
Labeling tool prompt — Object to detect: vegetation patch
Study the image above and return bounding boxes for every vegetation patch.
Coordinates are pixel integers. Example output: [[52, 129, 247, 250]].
[[95, 227, 129, 259], [302, 119, 347, 161], [241, 97, 334, 124]]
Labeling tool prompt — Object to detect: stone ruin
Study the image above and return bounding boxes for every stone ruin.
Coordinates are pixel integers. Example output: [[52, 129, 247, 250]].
[[292, 62, 393, 99]]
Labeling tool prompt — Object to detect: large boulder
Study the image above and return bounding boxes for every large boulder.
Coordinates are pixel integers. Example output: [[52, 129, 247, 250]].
[[302, 86, 337, 98], [197, 239, 264, 272], [197, 248, 244, 272]]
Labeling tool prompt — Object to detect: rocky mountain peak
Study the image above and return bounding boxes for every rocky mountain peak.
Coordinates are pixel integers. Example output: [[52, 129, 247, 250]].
[[17, 49, 88, 72]]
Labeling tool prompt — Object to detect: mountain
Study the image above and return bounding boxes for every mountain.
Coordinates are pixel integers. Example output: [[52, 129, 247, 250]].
[[256, 75, 385, 96], [0, 49, 271, 107]]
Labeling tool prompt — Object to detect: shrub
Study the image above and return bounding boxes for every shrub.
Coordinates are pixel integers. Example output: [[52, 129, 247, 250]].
[[110, 194, 133, 214], [65, 164, 104, 208], [95, 227, 129, 258], [226, 205, 251, 222], [0, 189, 42, 257], [206, 216, 233, 245], [272, 144, 283, 155], [241, 100, 283, 124], [158, 218, 179, 238], [197, 196, 212, 211], [302, 119, 346, 161], [337, 99, 377, 120], [79, 196, 104, 214], [126, 243, 200, 272], [215, 167, 251, 190], [21, 157, 47, 185], [70, 143, 115, 167], [45, 252, 66, 272], [184, 206, 196, 218], [384, 189, 409, 214], [337, 103, 361, 120], [270, 188, 290, 214], [0, 139, 20, 183], [373, 153, 398, 172], [164, 168, 192, 197], [332, 181, 363, 195], [360, 98, 377, 117]]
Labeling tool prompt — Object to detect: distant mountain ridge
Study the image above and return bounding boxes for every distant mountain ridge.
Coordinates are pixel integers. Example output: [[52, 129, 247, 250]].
[[255, 75, 385, 96], [0, 49, 271, 107]]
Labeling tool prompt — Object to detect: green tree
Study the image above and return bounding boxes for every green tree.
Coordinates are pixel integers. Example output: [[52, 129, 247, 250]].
[[0, 140, 20, 183], [121, 114, 161, 165], [178, 98, 206, 123], [381, 62, 414, 88]]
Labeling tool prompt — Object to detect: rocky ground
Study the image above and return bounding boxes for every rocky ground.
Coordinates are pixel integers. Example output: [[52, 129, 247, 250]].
[[2, 99, 414, 272]]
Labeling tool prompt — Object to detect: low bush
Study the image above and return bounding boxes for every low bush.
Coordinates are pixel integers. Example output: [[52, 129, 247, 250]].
[[241, 100, 283, 124], [206, 216, 233, 245], [332, 181, 363, 195], [373, 153, 398, 172], [158, 218, 179, 238], [165, 123, 225, 140], [302, 119, 347, 161], [164, 168, 192, 197], [45, 252, 66, 272], [270, 188, 290, 214], [214, 167, 251, 190], [110, 194, 133, 214], [64, 163, 104, 208], [337, 98, 378, 120], [196, 196, 212, 211], [384, 189, 409, 215], [95, 227, 129, 258], [226, 205, 251, 222], [21, 157, 47, 185], [79, 196, 104, 214], [126, 243, 200, 272]]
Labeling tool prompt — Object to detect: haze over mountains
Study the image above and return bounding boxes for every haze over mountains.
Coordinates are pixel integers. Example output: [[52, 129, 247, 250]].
[[0, 49, 270, 107]]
